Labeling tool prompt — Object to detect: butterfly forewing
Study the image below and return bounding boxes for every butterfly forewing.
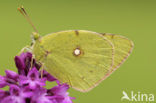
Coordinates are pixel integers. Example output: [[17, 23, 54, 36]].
[[33, 30, 114, 92]]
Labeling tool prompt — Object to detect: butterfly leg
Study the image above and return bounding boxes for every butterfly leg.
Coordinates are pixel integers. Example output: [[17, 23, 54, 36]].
[[18, 45, 32, 55], [18, 45, 35, 69], [39, 63, 45, 78], [30, 54, 35, 69]]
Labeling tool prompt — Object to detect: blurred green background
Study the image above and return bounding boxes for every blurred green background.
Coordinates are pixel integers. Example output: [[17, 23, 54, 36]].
[[0, 0, 156, 103]]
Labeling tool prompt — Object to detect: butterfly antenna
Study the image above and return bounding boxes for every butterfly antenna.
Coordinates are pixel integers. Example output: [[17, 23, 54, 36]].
[[18, 6, 38, 33]]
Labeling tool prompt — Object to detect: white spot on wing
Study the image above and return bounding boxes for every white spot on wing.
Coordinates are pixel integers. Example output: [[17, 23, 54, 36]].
[[74, 48, 81, 56]]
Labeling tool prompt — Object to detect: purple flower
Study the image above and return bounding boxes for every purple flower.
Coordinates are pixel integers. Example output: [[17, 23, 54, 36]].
[[0, 52, 74, 103], [1, 85, 32, 103], [42, 70, 57, 82], [15, 52, 41, 76], [5, 70, 19, 82], [31, 88, 53, 103], [0, 90, 9, 101], [50, 84, 69, 96], [19, 67, 46, 89], [49, 84, 74, 103], [15, 52, 32, 75], [0, 76, 7, 88], [0, 70, 19, 88]]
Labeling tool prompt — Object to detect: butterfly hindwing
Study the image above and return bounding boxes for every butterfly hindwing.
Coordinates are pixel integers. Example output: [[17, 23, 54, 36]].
[[102, 33, 134, 72]]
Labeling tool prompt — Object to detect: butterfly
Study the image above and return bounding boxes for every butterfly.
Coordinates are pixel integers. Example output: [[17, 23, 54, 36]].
[[18, 6, 134, 92]]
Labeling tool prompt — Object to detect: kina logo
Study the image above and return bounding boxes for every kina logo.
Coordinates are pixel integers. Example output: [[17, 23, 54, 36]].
[[121, 91, 154, 102]]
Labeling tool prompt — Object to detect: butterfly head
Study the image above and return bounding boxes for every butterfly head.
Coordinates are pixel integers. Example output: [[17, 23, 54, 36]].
[[32, 32, 40, 41]]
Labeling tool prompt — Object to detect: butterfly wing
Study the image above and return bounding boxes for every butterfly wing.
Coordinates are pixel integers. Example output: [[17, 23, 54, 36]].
[[33, 30, 114, 92], [101, 33, 134, 72]]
